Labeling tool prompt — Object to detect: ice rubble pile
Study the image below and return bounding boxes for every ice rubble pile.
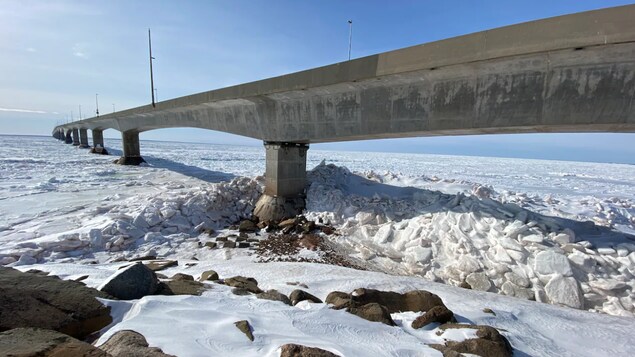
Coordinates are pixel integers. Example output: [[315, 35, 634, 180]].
[[305, 163, 635, 317], [0, 177, 261, 265]]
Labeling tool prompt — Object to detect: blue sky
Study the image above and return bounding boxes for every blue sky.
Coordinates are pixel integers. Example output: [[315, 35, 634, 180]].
[[1, 0, 634, 164]]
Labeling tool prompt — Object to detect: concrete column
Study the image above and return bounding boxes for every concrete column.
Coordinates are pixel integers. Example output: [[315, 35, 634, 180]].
[[71, 128, 80, 146], [89, 129, 108, 155], [79, 129, 89, 148], [116, 130, 145, 165], [65, 130, 73, 144], [254, 142, 309, 222]]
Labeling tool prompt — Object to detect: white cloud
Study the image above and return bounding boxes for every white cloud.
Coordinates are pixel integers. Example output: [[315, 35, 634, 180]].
[[0, 107, 48, 114], [26, 47, 37, 52], [72, 43, 88, 58]]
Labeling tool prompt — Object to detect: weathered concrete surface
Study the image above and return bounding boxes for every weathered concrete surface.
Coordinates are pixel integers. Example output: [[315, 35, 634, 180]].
[[64, 129, 73, 144], [92, 129, 104, 148], [54, 5, 635, 142], [79, 128, 90, 148], [71, 128, 80, 146], [115, 131, 145, 165], [254, 142, 308, 221]]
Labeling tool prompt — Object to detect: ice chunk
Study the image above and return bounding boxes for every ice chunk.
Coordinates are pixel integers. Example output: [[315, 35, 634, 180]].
[[545, 274, 583, 309], [534, 250, 573, 276], [466, 272, 492, 291]]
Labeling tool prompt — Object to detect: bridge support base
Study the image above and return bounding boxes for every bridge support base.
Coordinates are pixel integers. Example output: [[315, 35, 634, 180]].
[[89, 129, 108, 155], [254, 142, 308, 222], [71, 129, 80, 146], [79, 129, 90, 148], [116, 131, 145, 165], [64, 130, 73, 144]]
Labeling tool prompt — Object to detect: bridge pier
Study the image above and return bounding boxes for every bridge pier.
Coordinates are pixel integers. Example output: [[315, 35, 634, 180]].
[[116, 130, 145, 165], [79, 129, 90, 148], [71, 129, 80, 146], [64, 130, 73, 144], [89, 129, 108, 155], [254, 142, 309, 222]]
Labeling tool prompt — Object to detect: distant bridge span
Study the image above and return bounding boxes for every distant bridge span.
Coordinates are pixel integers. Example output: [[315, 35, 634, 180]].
[[53, 5, 635, 220]]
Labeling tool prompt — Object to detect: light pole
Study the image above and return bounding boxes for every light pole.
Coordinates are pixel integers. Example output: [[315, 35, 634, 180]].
[[348, 20, 353, 61], [112, 103, 115, 113], [79, 105, 82, 120], [149, 28, 156, 107], [95, 93, 100, 117]]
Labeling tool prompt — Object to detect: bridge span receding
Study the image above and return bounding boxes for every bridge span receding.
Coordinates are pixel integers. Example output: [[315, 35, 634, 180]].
[[53, 5, 635, 220]]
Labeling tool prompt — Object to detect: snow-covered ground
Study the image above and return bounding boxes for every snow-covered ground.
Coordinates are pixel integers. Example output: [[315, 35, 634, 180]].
[[1, 134, 635, 356]]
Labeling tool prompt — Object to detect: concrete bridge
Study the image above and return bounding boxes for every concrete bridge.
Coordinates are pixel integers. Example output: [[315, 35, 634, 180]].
[[53, 5, 635, 220]]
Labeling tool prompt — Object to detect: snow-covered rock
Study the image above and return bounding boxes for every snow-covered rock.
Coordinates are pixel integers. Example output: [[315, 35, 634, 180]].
[[534, 251, 573, 277], [545, 274, 583, 309]]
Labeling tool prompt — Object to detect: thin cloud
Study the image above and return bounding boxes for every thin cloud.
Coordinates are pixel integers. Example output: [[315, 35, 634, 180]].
[[0, 107, 48, 114], [26, 47, 37, 52]]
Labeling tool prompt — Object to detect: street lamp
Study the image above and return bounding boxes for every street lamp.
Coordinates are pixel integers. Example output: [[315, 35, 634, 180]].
[[149, 28, 156, 107], [95, 93, 100, 117], [348, 20, 353, 61]]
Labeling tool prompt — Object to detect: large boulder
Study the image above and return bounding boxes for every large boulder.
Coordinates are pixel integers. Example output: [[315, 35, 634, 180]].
[[289, 289, 323, 306], [351, 288, 446, 313], [346, 303, 396, 326], [98, 262, 159, 300], [0, 267, 112, 339], [256, 289, 291, 305], [325, 291, 351, 309], [411, 305, 455, 329], [431, 324, 513, 357], [544, 274, 583, 309], [223, 276, 262, 294], [99, 330, 175, 357], [280, 344, 339, 357], [0, 328, 109, 357]]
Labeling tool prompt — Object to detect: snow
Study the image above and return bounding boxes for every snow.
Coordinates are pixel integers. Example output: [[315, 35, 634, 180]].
[[1, 135, 635, 356]]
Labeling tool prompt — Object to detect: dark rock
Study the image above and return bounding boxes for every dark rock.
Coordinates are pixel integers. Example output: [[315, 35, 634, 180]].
[[224, 276, 262, 294], [144, 260, 178, 271], [239, 220, 258, 233], [0, 328, 109, 356], [100, 329, 175, 357], [325, 291, 351, 309], [278, 218, 296, 228], [204, 242, 217, 249], [99, 262, 159, 300], [231, 287, 252, 296], [280, 343, 339, 357], [411, 305, 455, 329], [171, 273, 194, 281], [74, 275, 89, 282], [158, 280, 206, 296], [237, 242, 250, 248], [234, 320, 254, 341], [459, 281, 472, 289], [346, 303, 396, 326], [256, 289, 291, 305], [302, 221, 316, 233], [483, 308, 496, 316], [215, 237, 228, 242], [223, 241, 236, 249], [156, 273, 168, 279], [0, 267, 112, 339], [352, 288, 446, 313], [199, 270, 219, 281], [89, 147, 109, 155], [25, 269, 49, 276], [431, 324, 513, 357], [289, 289, 323, 306], [320, 226, 335, 235]]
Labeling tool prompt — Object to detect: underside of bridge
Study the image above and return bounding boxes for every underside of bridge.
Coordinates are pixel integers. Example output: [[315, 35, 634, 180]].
[[52, 5, 635, 221]]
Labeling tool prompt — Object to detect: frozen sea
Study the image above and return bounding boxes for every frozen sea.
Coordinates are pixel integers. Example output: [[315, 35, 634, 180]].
[[2, 134, 635, 356]]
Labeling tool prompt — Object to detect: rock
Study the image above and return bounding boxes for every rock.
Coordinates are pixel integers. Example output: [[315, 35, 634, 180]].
[[483, 308, 496, 315], [203, 242, 217, 249], [237, 242, 250, 248], [256, 289, 292, 305], [432, 324, 513, 357], [98, 262, 159, 300], [279, 344, 339, 357], [171, 273, 194, 281], [320, 226, 335, 235], [223, 241, 237, 249], [346, 303, 396, 326], [0, 267, 112, 339], [234, 320, 254, 341], [0, 328, 109, 356], [279, 218, 296, 228], [553, 233, 573, 245], [130, 255, 158, 262], [99, 330, 175, 356], [598, 247, 616, 255], [157, 280, 206, 296], [289, 289, 323, 305], [351, 288, 446, 313], [239, 220, 258, 233], [466, 272, 492, 292], [224, 276, 262, 294], [411, 305, 455, 329], [534, 251, 573, 276], [325, 291, 351, 309], [232, 287, 252, 295], [199, 270, 219, 281], [589, 279, 627, 291], [144, 260, 178, 271], [544, 274, 583, 309], [568, 251, 595, 272], [504, 272, 530, 288]]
